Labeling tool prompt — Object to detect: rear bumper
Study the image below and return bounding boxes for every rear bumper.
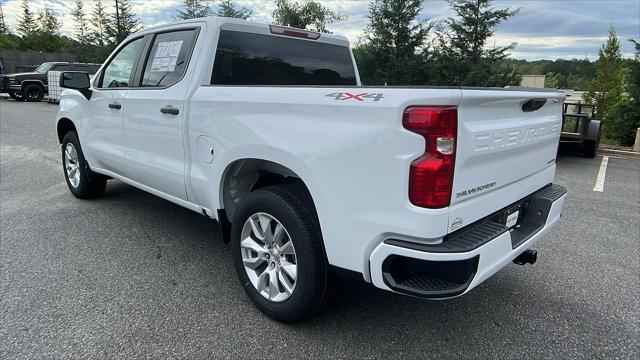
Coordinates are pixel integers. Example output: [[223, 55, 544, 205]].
[[369, 184, 567, 298]]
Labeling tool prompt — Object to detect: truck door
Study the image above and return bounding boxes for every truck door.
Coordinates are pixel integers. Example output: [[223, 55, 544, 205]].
[[120, 28, 199, 201], [83, 37, 145, 173]]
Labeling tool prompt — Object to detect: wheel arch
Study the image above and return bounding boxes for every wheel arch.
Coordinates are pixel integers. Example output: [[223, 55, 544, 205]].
[[21, 80, 46, 90], [219, 158, 320, 227], [56, 117, 77, 144]]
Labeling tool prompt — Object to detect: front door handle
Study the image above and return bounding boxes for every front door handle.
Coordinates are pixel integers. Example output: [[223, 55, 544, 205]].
[[160, 105, 179, 115], [108, 102, 121, 110]]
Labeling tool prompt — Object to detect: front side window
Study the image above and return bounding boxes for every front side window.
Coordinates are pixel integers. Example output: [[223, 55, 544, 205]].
[[100, 37, 144, 88], [212, 30, 357, 86], [140, 29, 197, 87]]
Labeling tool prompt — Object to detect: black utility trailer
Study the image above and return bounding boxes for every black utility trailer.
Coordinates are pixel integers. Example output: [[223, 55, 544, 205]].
[[561, 103, 602, 158]]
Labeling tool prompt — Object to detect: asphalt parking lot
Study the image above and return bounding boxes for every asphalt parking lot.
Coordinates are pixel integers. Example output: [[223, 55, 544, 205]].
[[1, 98, 639, 359]]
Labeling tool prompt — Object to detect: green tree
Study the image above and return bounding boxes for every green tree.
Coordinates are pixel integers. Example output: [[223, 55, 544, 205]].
[[628, 39, 639, 102], [0, 29, 22, 50], [72, 0, 88, 44], [89, 0, 110, 47], [0, 0, 19, 49], [585, 25, 625, 120], [25, 7, 65, 52], [354, 0, 431, 85], [432, 0, 520, 86], [15, 6, 65, 52], [176, 0, 212, 20], [16, 0, 36, 37], [604, 39, 640, 145], [0, 0, 8, 34], [272, 0, 345, 33], [605, 98, 640, 145], [216, 0, 252, 19], [36, 7, 60, 33], [545, 72, 562, 88], [106, 0, 141, 45]]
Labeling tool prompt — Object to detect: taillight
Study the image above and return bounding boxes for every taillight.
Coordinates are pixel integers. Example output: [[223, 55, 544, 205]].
[[403, 106, 457, 208]]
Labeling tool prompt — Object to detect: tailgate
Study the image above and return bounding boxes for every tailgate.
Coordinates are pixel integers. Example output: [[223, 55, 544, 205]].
[[449, 89, 564, 230]]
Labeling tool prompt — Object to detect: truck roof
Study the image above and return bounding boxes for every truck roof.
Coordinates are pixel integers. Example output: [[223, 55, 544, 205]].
[[40, 61, 102, 66], [131, 16, 351, 47]]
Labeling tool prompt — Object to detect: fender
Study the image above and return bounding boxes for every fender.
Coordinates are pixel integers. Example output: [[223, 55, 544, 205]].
[[55, 91, 96, 167], [56, 92, 85, 135]]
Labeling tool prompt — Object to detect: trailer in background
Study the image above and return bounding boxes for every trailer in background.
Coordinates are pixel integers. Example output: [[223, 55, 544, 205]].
[[561, 103, 602, 158]]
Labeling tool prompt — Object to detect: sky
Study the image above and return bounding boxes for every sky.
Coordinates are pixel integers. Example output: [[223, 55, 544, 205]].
[[1, 0, 639, 60]]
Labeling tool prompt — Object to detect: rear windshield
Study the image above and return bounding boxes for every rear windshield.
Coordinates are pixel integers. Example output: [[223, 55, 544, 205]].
[[211, 30, 356, 86]]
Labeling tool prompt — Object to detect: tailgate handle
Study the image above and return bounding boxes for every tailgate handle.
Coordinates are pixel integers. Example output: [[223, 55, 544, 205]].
[[522, 98, 547, 112]]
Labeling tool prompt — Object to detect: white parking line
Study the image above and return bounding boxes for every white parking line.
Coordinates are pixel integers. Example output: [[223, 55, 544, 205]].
[[593, 156, 609, 192]]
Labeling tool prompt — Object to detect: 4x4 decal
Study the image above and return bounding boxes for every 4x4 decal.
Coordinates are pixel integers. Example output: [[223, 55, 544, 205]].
[[325, 92, 384, 102]]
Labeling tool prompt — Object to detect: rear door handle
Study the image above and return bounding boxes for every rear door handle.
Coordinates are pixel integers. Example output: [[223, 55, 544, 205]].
[[160, 105, 179, 115], [108, 102, 121, 110]]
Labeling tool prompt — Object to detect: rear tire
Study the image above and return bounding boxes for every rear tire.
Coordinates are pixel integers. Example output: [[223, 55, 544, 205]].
[[23, 84, 44, 102], [231, 185, 329, 322], [61, 131, 107, 199]]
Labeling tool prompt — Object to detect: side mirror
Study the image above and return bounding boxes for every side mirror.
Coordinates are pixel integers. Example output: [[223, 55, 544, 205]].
[[60, 71, 92, 100]]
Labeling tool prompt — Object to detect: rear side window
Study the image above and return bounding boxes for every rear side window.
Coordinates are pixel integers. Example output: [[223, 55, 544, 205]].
[[52, 64, 70, 71], [140, 29, 197, 87], [76, 64, 100, 74], [212, 30, 357, 86], [73, 65, 89, 72]]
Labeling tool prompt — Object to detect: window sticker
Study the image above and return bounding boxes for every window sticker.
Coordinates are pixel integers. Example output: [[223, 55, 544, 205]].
[[150, 40, 183, 72]]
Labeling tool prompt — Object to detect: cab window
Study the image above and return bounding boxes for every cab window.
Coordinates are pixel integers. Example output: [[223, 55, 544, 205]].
[[212, 30, 357, 86], [140, 29, 197, 87], [99, 37, 144, 88], [52, 64, 70, 71]]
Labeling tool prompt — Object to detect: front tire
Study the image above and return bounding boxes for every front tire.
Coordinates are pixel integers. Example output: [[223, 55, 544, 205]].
[[231, 185, 328, 322], [61, 131, 107, 199], [8, 90, 23, 101], [23, 84, 44, 102]]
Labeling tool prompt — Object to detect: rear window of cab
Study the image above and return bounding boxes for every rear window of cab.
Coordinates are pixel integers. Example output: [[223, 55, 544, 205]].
[[211, 30, 357, 86]]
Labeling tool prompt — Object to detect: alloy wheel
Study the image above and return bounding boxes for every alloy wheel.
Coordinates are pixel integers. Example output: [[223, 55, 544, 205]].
[[25, 87, 43, 101], [240, 212, 298, 302], [64, 143, 80, 188]]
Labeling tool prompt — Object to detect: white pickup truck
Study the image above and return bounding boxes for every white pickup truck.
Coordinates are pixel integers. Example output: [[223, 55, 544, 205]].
[[56, 17, 567, 322]]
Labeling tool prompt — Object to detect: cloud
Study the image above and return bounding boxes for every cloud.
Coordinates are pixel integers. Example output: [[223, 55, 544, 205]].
[[3, 0, 77, 35], [1, 0, 638, 60], [491, 0, 640, 58]]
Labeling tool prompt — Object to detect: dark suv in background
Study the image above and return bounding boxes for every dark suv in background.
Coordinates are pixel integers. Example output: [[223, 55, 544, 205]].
[[1, 62, 101, 102]]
